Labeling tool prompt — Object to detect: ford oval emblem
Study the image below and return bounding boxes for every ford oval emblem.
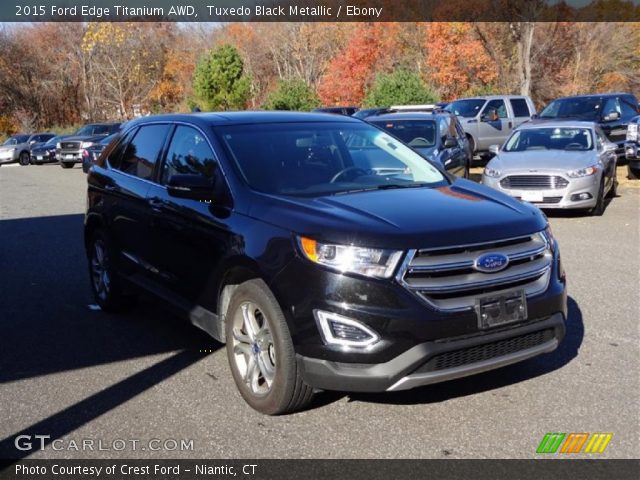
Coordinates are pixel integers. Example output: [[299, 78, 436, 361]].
[[474, 252, 510, 273]]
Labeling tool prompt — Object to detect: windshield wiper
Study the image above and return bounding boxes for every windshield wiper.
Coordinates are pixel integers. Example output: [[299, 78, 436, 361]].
[[335, 183, 430, 195]]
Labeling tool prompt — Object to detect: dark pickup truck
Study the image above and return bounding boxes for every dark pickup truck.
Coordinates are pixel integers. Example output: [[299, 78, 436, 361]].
[[58, 122, 121, 169]]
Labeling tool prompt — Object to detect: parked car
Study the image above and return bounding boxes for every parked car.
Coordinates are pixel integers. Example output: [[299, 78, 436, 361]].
[[85, 112, 566, 415], [82, 134, 116, 173], [30, 135, 69, 165], [313, 106, 359, 116], [538, 93, 639, 156], [625, 116, 640, 179], [482, 121, 618, 216], [0, 133, 56, 166], [365, 111, 471, 178], [58, 122, 121, 169], [446, 95, 537, 157]]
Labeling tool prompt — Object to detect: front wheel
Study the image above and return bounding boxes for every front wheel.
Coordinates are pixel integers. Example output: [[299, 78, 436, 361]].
[[19, 152, 30, 165], [226, 279, 314, 415], [590, 178, 606, 216], [60, 162, 74, 169]]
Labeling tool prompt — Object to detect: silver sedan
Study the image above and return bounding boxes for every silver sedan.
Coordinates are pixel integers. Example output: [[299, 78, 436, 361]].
[[482, 121, 618, 216]]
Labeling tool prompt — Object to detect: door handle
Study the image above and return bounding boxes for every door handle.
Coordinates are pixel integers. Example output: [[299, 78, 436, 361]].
[[148, 198, 165, 212], [104, 184, 116, 192], [508, 121, 513, 128]]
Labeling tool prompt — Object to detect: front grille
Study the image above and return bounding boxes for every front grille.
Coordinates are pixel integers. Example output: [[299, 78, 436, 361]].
[[514, 196, 563, 204], [415, 329, 555, 373], [399, 233, 552, 311], [501, 175, 569, 190], [61, 141, 81, 150]]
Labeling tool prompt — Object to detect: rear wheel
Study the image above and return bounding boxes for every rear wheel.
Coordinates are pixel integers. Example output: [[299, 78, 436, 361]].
[[628, 165, 639, 180], [87, 230, 137, 312], [60, 162, 74, 169], [225, 279, 314, 415], [19, 152, 30, 165]]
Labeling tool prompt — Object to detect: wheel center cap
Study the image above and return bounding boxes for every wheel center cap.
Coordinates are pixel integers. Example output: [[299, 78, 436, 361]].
[[252, 343, 260, 354]]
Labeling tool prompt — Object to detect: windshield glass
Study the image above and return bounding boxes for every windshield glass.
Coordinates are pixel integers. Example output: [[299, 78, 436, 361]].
[[45, 136, 61, 145], [539, 98, 602, 120], [504, 127, 594, 152], [74, 125, 94, 136], [370, 120, 437, 148], [3, 135, 29, 145], [219, 122, 447, 197], [100, 134, 116, 145], [446, 99, 486, 118]]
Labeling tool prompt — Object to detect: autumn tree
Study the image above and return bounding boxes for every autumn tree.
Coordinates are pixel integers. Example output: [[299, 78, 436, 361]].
[[193, 44, 251, 111], [262, 79, 320, 111], [363, 70, 439, 107]]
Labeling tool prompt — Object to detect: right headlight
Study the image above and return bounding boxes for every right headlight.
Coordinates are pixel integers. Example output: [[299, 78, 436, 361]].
[[298, 236, 403, 279], [627, 123, 638, 142]]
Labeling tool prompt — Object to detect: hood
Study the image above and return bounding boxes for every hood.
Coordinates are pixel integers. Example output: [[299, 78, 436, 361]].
[[31, 144, 56, 154], [63, 134, 108, 143], [0, 145, 17, 152], [489, 150, 597, 174], [248, 179, 545, 250]]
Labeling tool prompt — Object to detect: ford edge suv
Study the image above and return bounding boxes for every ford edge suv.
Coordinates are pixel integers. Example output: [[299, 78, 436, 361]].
[[85, 112, 567, 415]]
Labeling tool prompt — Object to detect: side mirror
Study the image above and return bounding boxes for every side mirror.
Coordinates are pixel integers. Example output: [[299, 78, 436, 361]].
[[443, 136, 457, 149], [167, 174, 216, 201], [489, 144, 501, 155], [29, 140, 37, 145], [531, 113, 538, 119], [603, 111, 620, 122]]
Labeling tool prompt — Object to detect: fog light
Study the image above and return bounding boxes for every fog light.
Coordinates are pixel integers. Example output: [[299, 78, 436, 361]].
[[314, 310, 380, 348], [571, 192, 592, 201]]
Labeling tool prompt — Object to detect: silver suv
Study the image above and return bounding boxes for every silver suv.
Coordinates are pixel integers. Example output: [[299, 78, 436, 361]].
[[446, 95, 536, 157]]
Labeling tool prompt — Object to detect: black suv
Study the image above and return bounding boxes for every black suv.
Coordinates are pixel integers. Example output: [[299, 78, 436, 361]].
[[539, 93, 639, 156], [85, 112, 567, 414], [365, 111, 472, 178]]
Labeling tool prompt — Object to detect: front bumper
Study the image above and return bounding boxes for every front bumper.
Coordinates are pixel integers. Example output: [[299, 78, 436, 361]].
[[58, 150, 83, 164], [0, 152, 18, 164], [298, 313, 565, 392], [482, 174, 600, 209]]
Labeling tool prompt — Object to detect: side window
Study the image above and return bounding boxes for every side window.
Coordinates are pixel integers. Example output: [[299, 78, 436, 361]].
[[107, 129, 137, 170], [510, 98, 531, 117], [620, 97, 638, 119], [483, 99, 507, 119], [115, 124, 170, 180], [161, 126, 217, 184]]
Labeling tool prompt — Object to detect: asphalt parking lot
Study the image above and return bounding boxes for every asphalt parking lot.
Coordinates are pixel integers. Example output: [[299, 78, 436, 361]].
[[0, 163, 638, 459]]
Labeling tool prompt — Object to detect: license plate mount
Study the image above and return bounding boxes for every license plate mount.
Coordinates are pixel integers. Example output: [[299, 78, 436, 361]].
[[521, 191, 544, 203], [476, 290, 527, 329]]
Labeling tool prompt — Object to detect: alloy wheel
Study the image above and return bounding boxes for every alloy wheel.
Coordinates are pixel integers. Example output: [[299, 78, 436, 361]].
[[90, 239, 111, 301], [231, 301, 276, 396]]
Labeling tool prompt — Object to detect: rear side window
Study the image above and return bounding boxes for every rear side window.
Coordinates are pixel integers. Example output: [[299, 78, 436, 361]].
[[510, 99, 531, 117], [161, 126, 218, 184], [114, 124, 170, 180]]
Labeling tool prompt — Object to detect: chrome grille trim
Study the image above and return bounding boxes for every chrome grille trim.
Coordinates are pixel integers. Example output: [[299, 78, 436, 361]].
[[501, 175, 569, 190], [397, 232, 552, 312]]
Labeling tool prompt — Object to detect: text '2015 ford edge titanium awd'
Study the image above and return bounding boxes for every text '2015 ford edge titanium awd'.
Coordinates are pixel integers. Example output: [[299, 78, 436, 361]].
[[85, 112, 567, 415]]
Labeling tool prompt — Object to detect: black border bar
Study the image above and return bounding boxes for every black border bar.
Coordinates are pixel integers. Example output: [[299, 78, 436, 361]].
[[1, 459, 639, 480], [6, 0, 640, 22]]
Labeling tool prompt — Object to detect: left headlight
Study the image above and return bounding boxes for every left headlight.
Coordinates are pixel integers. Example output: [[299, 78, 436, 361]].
[[298, 236, 403, 279], [566, 165, 598, 178], [81, 141, 93, 149], [484, 167, 501, 178]]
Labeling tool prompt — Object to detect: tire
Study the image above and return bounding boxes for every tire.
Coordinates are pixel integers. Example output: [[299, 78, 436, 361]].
[[60, 162, 74, 169], [608, 175, 618, 198], [628, 165, 639, 180], [463, 159, 470, 179], [590, 178, 606, 217], [225, 279, 314, 415], [19, 152, 30, 166], [87, 229, 137, 312]]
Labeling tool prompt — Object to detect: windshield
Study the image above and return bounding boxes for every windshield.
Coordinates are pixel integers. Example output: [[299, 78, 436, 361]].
[[3, 135, 29, 145], [504, 127, 594, 152], [44, 136, 61, 146], [100, 134, 116, 145], [218, 122, 447, 197], [539, 98, 602, 120], [370, 120, 437, 148], [446, 99, 486, 118]]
